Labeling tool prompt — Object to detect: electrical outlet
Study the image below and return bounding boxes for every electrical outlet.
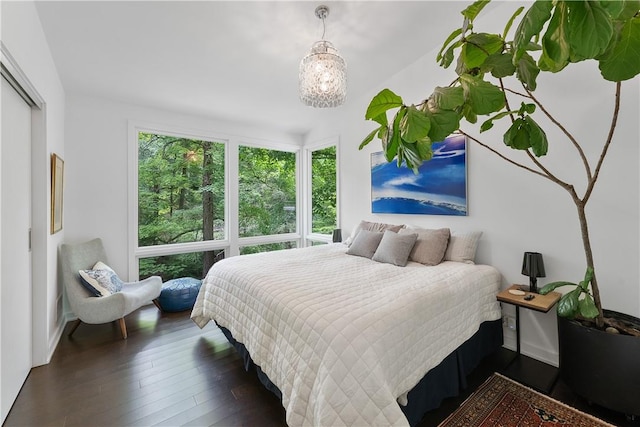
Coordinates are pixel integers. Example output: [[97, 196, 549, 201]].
[[507, 317, 517, 330]]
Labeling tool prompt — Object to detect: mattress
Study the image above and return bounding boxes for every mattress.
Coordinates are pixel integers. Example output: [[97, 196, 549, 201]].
[[191, 243, 502, 426]]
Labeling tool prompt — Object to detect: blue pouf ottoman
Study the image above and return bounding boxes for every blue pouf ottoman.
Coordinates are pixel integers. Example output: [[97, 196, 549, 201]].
[[158, 277, 202, 312]]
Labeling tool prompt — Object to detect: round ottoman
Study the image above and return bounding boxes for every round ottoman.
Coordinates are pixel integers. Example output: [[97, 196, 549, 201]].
[[158, 277, 202, 312]]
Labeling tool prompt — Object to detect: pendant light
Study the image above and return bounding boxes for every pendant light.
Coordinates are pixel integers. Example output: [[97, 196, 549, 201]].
[[299, 5, 347, 108]]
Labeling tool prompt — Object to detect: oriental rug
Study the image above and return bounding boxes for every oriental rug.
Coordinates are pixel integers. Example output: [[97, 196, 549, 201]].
[[438, 373, 614, 427]]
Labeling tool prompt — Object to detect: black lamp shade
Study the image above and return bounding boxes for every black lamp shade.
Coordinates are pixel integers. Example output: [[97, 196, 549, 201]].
[[522, 252, 545, 293], [332, 229, 342, 243]]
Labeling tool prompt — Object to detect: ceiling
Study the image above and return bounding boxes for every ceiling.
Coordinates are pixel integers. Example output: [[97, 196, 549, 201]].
[[35, 1, 473, 136]]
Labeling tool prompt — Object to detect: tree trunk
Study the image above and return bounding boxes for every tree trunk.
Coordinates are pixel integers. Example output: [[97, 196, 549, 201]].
[[202, 141, 216, 277], [576, 201, 604, 328]]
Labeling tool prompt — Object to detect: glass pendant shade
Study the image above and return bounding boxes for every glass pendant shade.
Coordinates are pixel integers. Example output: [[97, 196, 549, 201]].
[[299, 40, 347, 108]]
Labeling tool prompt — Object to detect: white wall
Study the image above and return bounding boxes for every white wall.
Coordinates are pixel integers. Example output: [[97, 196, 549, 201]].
[[305, 4, 640, 365], [64, 94, 302, 280], [1, 0, 66, 365]]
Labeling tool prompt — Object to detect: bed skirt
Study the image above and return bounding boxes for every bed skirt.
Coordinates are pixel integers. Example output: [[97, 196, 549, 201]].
[[217, 319, 503, 426]]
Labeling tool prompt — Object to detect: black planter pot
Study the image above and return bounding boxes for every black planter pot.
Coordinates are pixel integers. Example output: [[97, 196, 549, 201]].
[[558, 310, 640, 417]]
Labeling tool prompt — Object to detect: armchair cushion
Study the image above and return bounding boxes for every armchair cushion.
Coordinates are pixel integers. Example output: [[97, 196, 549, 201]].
[[78, 261, 124, 297]]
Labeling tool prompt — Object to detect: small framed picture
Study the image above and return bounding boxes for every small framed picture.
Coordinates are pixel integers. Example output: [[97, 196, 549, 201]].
[[51, 153, 64, 234]]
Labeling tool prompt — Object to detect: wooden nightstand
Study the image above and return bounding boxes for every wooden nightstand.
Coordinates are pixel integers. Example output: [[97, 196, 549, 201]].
[[497, 284, 562, 393]]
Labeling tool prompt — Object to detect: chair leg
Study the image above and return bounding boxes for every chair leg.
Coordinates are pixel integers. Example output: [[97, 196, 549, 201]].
[[68, 319, 82, 337], [152, 298, 163, 312], [118, 318, 128, 339]]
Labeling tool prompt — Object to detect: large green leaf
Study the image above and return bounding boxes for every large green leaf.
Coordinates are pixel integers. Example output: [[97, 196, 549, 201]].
[[461, 103, 478, 124], [503, 118, 530, 150], [557, 288, 581, 318], [415, 137, 433, 161], [425, 109, 462, 142], [385, 108, 405, 162], [513, 0, 554, 63], [462, 33, 505, 69], [516, 52, 540, 90], [359, 127, 380, 150], [503, 6, 525, 39], [502, 115, 548, 156], [460, 74, 506, 115], [437, 28, 463, 62], [599, 16, 640, 82], [462, 0, 491, 21], [524, 115, 548, 156], [366, 89, 403, 122], [539, 2, 571, 72], [539, 280, 577, 295], [483, 53, 517, 78], [578, 293, 600, 318], [400, 106, 431, 143], [431, 86, 465, 110], [566, 1, 613, 59], [400, 141, 423, 173], [440, 42, 460, 69]]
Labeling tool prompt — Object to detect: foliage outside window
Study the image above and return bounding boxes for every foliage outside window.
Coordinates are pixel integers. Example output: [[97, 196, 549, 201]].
[[311, 146, 337, 235], [139, 250, 225, 281], [240, 241, 297, 255], [239, 146, 297, 238], [138, 132, 225, 278]]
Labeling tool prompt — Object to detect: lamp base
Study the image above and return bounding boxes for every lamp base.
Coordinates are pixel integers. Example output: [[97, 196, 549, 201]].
[[529, 278, 538, 294]]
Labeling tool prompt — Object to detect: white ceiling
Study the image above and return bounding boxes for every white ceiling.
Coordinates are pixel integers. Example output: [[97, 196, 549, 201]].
[[35, 1, 471, 136]]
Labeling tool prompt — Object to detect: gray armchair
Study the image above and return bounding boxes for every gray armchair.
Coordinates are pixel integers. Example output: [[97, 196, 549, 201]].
[[60, 238, 162, 339]]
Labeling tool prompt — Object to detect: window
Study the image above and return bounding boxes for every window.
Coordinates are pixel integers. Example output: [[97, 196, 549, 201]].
[[136, 131, 227, 278], [238, 146, 297, 237], [305, 140, 338, 244], [311, 145, 337, 234], [131, 126, 305, 280]]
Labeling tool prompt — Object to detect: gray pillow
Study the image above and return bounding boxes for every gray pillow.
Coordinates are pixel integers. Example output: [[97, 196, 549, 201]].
[[372, 230, 418, 267], [346, 229, 384, 259], [401, 228, 450, 266]]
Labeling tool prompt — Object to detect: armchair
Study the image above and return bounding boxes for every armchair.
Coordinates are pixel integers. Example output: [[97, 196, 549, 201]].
[[60, 238, 162, 339]]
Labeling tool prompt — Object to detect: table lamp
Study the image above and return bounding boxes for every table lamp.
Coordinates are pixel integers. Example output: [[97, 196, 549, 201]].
[[522, 252, 545, 293]]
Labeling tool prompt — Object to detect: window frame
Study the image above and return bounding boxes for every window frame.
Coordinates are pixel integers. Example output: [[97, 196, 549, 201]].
[[303, 136, 340, 246], [128, 121, 302, 279]]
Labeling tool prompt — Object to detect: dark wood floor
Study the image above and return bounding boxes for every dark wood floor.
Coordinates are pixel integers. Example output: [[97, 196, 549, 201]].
[[4, 305, 637, 427]]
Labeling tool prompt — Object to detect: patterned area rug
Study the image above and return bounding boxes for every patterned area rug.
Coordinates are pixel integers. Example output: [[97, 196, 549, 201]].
[[439, 373, 614, 427]]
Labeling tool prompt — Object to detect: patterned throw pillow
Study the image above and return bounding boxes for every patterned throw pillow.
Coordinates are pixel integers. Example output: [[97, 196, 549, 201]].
[[78, 261, 124, 297]]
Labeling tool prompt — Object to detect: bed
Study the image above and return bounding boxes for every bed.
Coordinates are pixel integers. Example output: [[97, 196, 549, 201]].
[[191, 242, 502, 426]]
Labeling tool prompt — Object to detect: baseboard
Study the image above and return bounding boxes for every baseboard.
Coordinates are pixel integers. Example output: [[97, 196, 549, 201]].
[[501, 326, 558, 367]]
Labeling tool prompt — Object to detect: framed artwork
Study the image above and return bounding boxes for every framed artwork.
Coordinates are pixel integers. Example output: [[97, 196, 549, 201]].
[[51, 153, 64, 234], [371, 134, 467, 216]]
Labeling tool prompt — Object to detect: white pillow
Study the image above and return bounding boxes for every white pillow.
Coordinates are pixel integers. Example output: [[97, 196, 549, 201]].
[[444, 231, 482, 264]]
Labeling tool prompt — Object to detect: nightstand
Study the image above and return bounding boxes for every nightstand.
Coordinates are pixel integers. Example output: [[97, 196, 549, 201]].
[[497, 284, 561, 393]]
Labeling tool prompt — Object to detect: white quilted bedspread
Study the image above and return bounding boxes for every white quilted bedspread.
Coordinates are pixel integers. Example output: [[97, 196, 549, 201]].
[[191, 244, 501, 426]]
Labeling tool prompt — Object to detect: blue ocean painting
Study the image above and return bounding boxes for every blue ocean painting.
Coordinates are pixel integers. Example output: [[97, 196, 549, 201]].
[[371, 134, 467, 215]]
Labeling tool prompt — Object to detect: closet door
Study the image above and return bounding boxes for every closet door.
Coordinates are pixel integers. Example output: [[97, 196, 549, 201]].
[[1, 75, 33, 423]]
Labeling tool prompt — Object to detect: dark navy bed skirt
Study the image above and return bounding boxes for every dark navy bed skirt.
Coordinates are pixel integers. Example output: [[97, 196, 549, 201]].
[[218, 319, 503, 426]]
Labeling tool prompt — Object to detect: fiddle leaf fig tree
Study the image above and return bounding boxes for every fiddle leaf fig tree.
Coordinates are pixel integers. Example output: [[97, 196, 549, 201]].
[[360, 0, 640, 332]]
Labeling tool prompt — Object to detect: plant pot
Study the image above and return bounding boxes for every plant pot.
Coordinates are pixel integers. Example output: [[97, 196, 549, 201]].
[[558, 310, 640, 417]]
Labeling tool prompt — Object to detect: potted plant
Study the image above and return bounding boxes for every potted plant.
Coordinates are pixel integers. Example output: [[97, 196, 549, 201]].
[[359, 0, 640, 417]]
